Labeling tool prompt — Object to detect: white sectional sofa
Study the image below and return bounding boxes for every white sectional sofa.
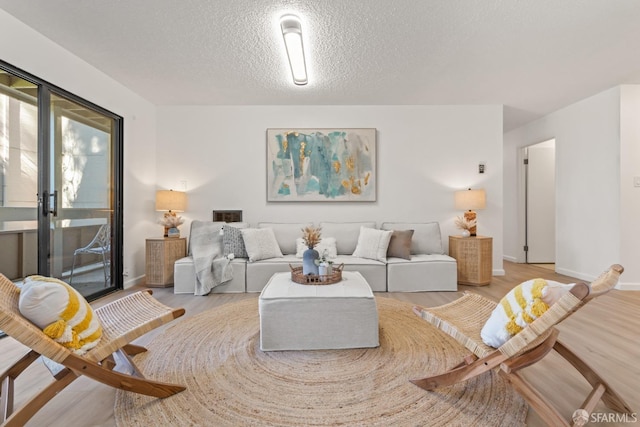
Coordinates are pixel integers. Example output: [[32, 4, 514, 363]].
[[173, 221, 457, 294]]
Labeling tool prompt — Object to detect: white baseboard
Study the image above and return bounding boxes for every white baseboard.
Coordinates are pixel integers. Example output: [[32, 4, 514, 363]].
[[554, 267, 595, 282], [492, 269, 505, 276], [617, 282, 640, 291], [503, 255, 517, 263], [555, 268, 639, 291], [124, 274, 145, 289]]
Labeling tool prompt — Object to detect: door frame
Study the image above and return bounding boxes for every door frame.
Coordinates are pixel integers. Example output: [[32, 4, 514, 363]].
[[1, 59, 124, 298]]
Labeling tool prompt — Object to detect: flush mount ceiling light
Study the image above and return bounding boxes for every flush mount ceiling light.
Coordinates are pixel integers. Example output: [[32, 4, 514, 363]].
[[280, 14, 308, 85]]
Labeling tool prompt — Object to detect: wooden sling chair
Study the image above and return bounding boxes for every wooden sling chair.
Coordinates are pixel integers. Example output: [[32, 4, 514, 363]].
[[0, 273, 186, 427], [411, 264, 633, 427]]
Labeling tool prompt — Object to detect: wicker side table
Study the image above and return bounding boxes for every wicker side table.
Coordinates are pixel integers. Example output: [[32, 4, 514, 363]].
[[145, 237, 187, 287], [449, 235, 492, 286]]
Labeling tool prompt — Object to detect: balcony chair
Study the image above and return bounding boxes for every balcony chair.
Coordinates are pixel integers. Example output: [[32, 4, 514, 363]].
[[0, 273, 186, 427], [69, 223, 111, 287], [411, 264, 632, 427]]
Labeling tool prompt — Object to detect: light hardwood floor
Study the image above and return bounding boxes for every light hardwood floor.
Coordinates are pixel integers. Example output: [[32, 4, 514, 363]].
[[2, 262, 638, 426]]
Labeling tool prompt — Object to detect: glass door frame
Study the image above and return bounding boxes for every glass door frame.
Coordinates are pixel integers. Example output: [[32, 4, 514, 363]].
[[1, 59, 123, 298]]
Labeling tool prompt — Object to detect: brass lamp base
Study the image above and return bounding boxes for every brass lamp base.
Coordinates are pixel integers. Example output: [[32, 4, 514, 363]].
[[162, 211, 177, 237], [464, 210, 477, 236]]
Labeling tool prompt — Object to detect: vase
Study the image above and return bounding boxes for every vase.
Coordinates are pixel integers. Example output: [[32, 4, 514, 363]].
[[318, 264, 328, 277], [167, 227, 180, 238], [461, 229, 471, 238], [302, 248, 319, 275]]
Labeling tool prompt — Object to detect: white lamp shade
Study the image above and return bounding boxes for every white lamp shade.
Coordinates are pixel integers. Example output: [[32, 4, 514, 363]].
[[155, 190, 187, 212], [454, 189, 486, 210]]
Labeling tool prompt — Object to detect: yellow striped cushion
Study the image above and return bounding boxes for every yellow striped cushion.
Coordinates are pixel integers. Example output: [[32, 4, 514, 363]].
[[18, 275, 102, 355], [480, 278, 574, 348]]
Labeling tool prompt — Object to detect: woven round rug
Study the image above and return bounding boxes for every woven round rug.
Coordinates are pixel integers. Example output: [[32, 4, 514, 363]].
[[114, 297, 526, 426]]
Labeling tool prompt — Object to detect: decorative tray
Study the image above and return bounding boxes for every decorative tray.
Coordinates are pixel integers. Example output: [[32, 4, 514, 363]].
[[290, 263, 345, 285]]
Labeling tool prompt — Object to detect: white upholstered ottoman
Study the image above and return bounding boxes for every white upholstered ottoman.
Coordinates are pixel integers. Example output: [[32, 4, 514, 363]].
[[259, 271, 379, 351]]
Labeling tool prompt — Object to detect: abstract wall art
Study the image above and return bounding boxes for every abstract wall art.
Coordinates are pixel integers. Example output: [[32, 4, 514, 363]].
[[267, 128, 376, 202]]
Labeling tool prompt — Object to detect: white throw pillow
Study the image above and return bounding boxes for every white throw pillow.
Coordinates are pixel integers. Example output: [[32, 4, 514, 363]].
[[240, 228, 284, 262], [352, 227, 393, 262], [295, 237, 338, 259], [480, 278, 574, 348], [19, 275, 102, 355]]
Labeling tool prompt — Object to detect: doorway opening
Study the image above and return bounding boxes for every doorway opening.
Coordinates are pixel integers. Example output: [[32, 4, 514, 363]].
[[522, 139, 556, 266]]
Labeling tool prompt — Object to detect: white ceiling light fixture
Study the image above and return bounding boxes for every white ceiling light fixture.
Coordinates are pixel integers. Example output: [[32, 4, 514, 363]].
[[280, 14, 308, 85]]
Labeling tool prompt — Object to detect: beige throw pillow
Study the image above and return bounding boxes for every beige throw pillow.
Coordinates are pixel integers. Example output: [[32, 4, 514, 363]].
[[386, 230, 414, 260], [352, 227, 393, 262], [240, 228, 284, 262]]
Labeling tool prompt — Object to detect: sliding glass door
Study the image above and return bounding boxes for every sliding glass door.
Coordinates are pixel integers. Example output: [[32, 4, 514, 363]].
[[0, 61, 122, 299], [45, 93, 116, 296], [0, 69, 39, 282]]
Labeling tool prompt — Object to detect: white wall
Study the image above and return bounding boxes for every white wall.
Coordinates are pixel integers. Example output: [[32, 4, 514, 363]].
[[0, 10, 157, 287], [504, 88, 627, 284], [156, 105, 505, 274], [619, 85, 640, 289]]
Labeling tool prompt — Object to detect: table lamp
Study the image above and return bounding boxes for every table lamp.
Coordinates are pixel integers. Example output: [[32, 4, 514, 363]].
[[454, 188, 486, 236], [155, 190, 187, 237]]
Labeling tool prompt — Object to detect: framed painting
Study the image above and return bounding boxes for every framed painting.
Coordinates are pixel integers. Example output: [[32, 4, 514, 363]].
[[267, 128, 376, 202]]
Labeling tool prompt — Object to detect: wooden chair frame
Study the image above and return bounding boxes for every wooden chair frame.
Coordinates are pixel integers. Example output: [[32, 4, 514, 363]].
[[411, 265, 633, 427], [0, 274, 186, 427]]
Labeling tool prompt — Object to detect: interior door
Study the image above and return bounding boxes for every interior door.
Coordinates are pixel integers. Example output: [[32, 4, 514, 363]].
[[525, 140, 556, 263]]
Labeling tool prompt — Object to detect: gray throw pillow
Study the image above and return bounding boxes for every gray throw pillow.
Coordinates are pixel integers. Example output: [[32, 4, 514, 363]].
[[223, 225, 248, 258], [387, 229, 414, 260]]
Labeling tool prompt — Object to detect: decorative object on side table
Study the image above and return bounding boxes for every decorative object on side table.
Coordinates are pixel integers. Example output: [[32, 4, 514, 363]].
[[156, 189, 187, 237], [454, 188, 486, 236], [454, 215, 476, 238], [301, 226, 321, 275]]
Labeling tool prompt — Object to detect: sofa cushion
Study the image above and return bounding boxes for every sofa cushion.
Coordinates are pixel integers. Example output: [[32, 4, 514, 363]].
[[319, 222, 377, 255], [386, 254, 457, 292], [352, 227, 393, 262], [241, 228, 284, 262], [223, 224, 249, 258], [295, 237, 337, 259], [387, 229, 414, 260], [258, 222, 312, 255], [381, 222, 444, 255]]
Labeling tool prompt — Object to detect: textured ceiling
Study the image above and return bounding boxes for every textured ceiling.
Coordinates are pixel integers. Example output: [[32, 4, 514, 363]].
[[2, 0, 640, 130]]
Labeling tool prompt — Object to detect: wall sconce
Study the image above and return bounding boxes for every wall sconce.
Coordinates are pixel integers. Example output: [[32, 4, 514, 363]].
[[280, 14, 308, 85], [454, 188, 486, 236], [155, 190, 187, 237]]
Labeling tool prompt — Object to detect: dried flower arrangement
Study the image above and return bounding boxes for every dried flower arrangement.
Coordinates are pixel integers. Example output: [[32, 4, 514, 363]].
[[301, 226, 322, 249], [159, 214, 185, 228], [454, 215, 476, 231]]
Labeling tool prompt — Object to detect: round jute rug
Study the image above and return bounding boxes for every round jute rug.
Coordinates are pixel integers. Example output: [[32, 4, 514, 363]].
[[114, 297, 526, 426]]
